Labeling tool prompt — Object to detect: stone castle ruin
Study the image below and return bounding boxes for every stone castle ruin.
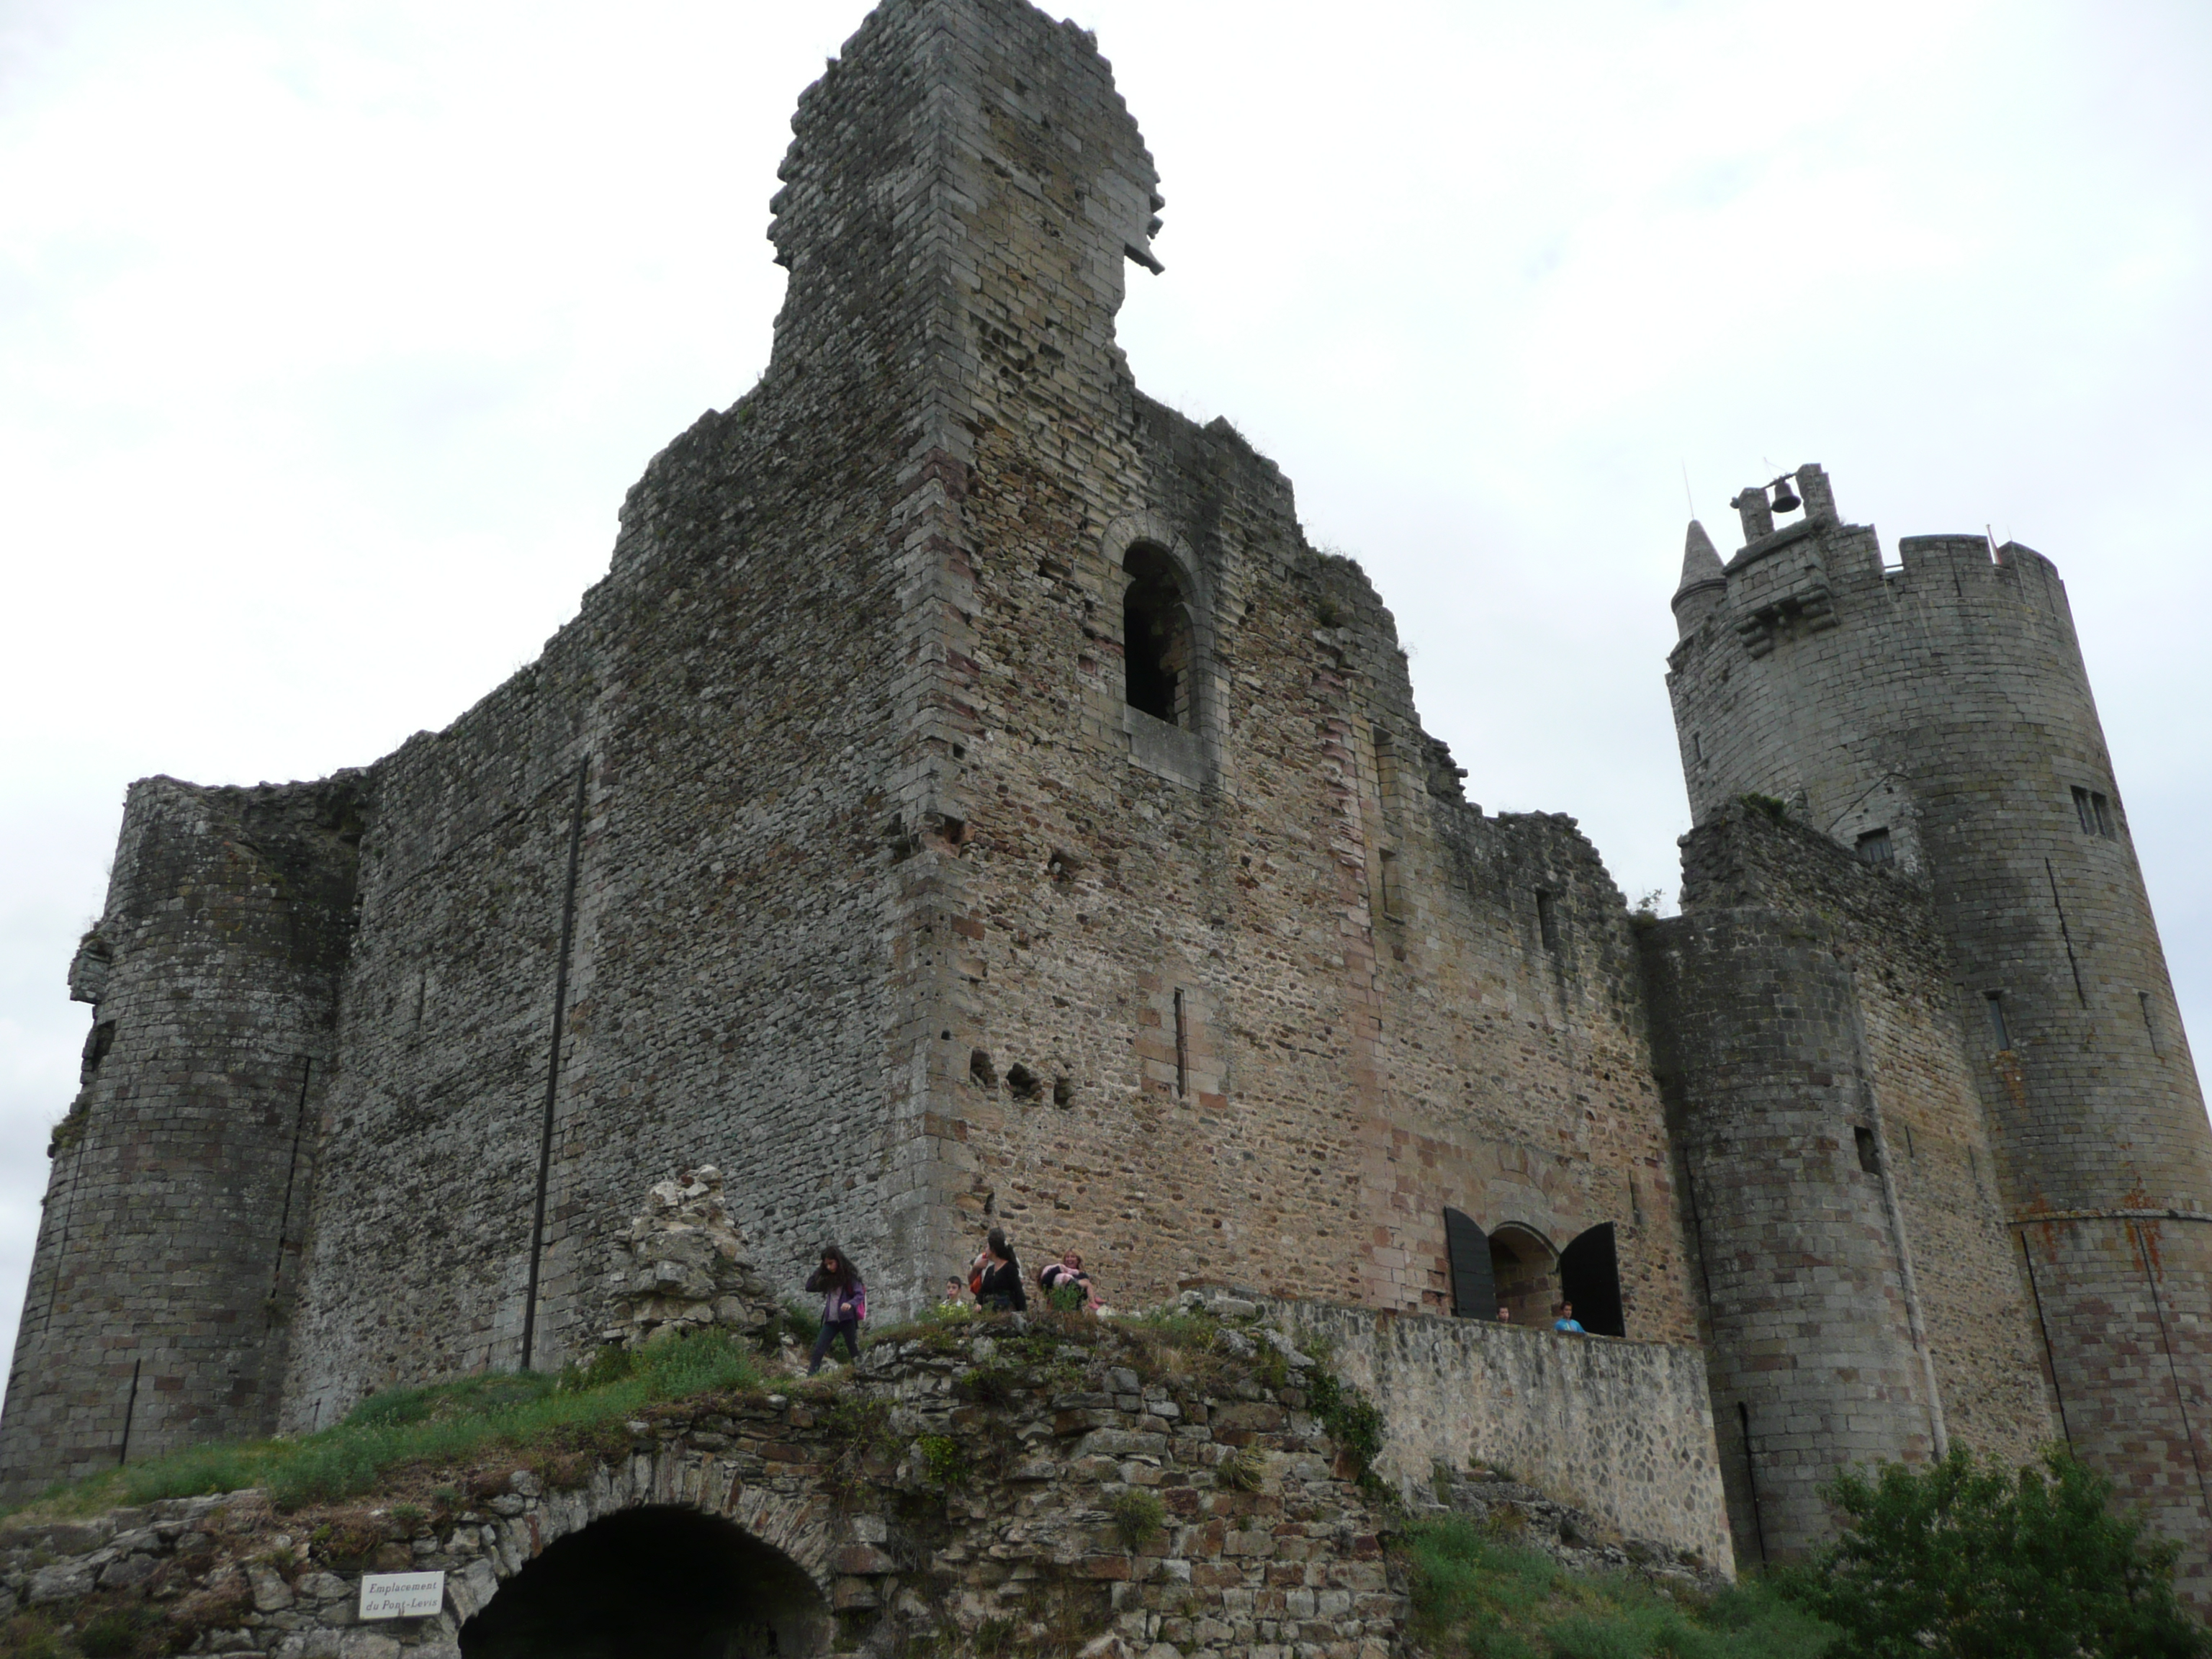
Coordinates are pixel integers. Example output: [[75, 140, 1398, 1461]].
[[8, 0, 2209, 1604]]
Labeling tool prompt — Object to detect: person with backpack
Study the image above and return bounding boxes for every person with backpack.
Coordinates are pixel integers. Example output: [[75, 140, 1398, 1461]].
[[804, 1245, 866, 1375]]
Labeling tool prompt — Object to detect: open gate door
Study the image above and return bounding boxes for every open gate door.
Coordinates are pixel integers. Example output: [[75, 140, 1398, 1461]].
[[1444, 1207, 1496, 1318], [1559, 1221, 1625, 1336]]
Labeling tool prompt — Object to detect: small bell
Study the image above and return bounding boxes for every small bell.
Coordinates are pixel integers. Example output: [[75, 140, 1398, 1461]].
[[1770, 475, 1802, 514]]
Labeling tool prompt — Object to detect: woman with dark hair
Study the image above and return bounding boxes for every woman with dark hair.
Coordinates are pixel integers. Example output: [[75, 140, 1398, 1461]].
[[974, 1228, 1025, 1313], [804, 1245, 866, 1375]]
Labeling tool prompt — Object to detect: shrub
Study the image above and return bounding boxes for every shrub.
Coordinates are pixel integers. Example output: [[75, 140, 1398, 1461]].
[[1108, 1488, 1167, 1550], [1218, 1444, 1266, 1493], [916, 1435, 970, 1489], [1779, 1444, 2209, 1658]]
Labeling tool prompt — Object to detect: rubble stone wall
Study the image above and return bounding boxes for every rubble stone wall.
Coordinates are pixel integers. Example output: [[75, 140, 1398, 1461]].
[[1, 1319, 1406, 1659]]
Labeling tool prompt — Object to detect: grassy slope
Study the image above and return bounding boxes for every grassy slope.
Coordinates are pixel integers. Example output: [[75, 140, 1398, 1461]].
[[2, 1328, 768, 1521], [1403, 1514, 1837, 1659]]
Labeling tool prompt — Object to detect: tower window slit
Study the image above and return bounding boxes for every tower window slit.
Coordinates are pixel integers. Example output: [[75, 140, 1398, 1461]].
[[2072, 786, 2096, 835], [1172, 988, 1188, 1098], [1536, 890, 1560, 953], [1853, 1126, 1881, 1174], [1984, 990, 2011, 1051], [2092, 792, 2115, 837], [2141, 991, 2162, 1057]]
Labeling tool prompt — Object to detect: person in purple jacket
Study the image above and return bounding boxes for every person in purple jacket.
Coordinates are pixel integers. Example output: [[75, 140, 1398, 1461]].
[[804, 1245, 866, 1375]]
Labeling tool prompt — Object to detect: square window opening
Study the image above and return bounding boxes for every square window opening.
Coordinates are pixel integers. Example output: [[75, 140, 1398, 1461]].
[[1856, 827, 1894, 866]]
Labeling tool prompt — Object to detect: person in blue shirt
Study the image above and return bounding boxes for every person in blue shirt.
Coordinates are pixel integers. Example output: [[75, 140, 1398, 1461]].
[[1552, 1300, 1586, 1334]]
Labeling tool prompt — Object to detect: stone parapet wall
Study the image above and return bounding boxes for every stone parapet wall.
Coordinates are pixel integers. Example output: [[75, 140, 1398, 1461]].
[[1254, 1295, 1732, 1574]]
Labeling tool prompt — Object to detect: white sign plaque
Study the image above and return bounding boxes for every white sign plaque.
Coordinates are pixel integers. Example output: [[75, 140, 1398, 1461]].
[[359, 1570, 446, 1619]]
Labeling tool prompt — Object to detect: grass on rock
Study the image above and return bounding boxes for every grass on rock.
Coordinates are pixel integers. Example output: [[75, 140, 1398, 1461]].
[[4, 1330, 765, 1521], [1403, 1514, 1835, 1659]]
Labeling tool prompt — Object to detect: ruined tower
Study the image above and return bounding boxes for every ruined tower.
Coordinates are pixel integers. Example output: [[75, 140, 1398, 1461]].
[[0, 778, 363, 1492], [1658, 464, 2212, 1588], [4, 0, 1700, 1501]]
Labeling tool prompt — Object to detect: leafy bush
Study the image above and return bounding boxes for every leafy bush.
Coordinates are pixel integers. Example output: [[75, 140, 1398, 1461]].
[[916, 1435, 970, 1489], [1778, 1445, 2208, 1659]]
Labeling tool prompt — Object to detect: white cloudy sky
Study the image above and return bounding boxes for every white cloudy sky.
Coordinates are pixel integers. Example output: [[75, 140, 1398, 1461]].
[[3, 0, 2208, 1395]]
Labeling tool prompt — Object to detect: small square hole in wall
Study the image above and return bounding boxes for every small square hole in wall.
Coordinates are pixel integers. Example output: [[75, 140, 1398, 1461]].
[[1005, 1064, 1042, 1102], [969, 1050, 997, 1087], [1856, 828, 1893, 866]]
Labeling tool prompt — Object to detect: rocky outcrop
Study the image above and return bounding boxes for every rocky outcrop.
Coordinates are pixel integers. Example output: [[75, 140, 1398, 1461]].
[[601, 1166, 782, 1349], [0, 1313, 1405, 1659]]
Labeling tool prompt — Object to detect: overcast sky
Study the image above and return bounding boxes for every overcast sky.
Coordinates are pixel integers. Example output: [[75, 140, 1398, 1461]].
[[4, 0, 2209, 1398]]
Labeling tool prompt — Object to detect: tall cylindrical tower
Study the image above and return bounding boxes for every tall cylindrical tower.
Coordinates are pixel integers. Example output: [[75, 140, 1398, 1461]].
[[1667, 464, 2212, 1594], [0, 775, 361, 1500]]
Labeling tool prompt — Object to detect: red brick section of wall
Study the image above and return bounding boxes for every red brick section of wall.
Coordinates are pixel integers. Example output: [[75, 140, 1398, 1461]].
[[0, 777, 362, 1499]]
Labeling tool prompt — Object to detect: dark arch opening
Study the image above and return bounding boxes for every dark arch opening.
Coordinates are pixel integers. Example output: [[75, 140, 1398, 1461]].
[[459, 1504, 830, 1659], [1559, 1222, 1625, 1336], [1444, 1208, 1496, 1318], [1488, 1223, 1557, 1328], [1123, 544, 1195, 728]]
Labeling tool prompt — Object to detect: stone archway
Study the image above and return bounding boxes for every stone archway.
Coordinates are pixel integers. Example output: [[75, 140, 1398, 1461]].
[[458, 1503, 832, 1659]]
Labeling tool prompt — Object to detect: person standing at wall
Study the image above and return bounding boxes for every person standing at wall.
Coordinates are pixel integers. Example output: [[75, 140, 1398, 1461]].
[[804, 1246, 866, 1375], [975, 1229, 1026, 1312], [1552, 1301, 1586, 1334]]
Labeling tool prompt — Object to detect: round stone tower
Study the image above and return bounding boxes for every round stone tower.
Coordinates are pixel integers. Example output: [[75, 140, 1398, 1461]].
[[1665, 463, 2212, 1593]]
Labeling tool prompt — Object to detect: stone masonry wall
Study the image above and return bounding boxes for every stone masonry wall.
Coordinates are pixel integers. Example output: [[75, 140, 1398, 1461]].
[[1, 776, 364, 1499], [884, 0, 1696, 1334], [1255, 1295, 1733, 1573], [1664, 467, 2212, 1594], [1640, 806, 2052, 1560], [11, 0, 1701, 1494]]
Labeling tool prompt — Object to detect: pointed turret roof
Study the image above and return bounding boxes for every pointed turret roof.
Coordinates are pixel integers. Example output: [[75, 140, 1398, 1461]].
[[1673, 520, 1727, 608]]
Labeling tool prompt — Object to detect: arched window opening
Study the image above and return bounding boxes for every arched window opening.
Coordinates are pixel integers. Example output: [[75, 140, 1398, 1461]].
[[1444, 1208, 1495, 1318], [1559, 1221, 1625, 1337], [1488, 1223, 1558, 1328], [460, 1504, 830, 1659], [1123, 544, 1195, 728]]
